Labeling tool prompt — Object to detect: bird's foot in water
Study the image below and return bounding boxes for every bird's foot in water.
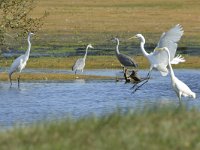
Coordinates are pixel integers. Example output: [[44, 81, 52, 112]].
[[131, 78, 150, 94], [131, 85, 141, 94]]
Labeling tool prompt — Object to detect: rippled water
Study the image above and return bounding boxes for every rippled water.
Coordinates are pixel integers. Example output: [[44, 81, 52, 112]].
[[0, 69, 199, 128]]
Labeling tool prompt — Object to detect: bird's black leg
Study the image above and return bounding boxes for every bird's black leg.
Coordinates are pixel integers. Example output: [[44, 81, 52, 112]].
[[130, 83, 138, 89], [9, 74, 12, 87], [17, 75, 20, 88], [132, 73, 151, 93], [132, 79, 149, 93]]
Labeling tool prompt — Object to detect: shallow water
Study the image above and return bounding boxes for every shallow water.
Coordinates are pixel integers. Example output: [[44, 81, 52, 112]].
[[0, 69, 199, 128]]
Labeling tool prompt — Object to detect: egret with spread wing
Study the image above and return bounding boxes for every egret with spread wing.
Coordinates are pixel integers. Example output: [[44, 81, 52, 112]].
[[161, 47, 196, 101], [8, 32, 34, 87], [129, 24, 185, 78], [112, 38, 138, 68], [72, 44, 93, 75]]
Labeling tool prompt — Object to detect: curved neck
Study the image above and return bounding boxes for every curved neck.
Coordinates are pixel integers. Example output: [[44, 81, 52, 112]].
[[139, 37, 149, 57], [25, 34, 31, 59], [165, 49, 175, 78], [84, 46, 89, 60], [115, 39, 120, 55]]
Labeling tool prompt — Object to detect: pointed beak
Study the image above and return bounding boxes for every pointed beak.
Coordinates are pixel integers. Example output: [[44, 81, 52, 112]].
[[128, 36, 137, 40], [91, 46, 94, 49]]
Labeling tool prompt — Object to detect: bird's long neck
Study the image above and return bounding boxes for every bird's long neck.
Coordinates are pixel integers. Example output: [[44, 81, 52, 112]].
[[165, 49, 175, 79], [140, 37, 149, 57], [115, 39, 120, 55], [83, 46, 89, 60], [25, 34, 31, 60]]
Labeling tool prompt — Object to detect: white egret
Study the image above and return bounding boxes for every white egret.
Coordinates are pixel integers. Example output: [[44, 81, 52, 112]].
[[161, 47, 196, 101], [72, 44, 93, 75], [112, 38, 138, 68], [129, 24, 185, 78], [8, 32, 34, 87]]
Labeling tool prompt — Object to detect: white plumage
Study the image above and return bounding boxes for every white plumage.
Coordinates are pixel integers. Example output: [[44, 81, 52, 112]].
[[72, 44, 93, 74], [129, 24, 185, 77], [161, 47, 196, 101], [8, 32, 34, 87]]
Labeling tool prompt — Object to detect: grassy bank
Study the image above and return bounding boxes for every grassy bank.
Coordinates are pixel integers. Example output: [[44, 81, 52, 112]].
[[0, 72, 112, 81], [1, 106, 200, 150], [1, 55, 200, 69]]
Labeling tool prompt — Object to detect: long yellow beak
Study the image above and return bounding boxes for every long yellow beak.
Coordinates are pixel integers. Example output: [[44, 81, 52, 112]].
[[128, 36, 137, 40]]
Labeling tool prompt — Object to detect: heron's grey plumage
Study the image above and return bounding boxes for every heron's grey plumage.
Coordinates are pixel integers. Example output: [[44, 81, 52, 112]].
[[72, 44, 93, 74], [72, 58, 85, 72], [113, 38, 138, 68]]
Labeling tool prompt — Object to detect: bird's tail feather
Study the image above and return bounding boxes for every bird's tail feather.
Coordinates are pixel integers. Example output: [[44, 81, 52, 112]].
[[171, 55, 185, 64]]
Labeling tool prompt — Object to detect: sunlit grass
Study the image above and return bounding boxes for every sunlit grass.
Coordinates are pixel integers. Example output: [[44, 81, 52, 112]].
[[0, 56, 200, 70], [0, 72, 112, 81], [0, 106, 200, 150], [30, 0, 200, 48]]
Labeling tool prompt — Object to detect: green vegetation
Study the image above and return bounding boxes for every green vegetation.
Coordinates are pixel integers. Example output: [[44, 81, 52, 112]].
[[0, 106, 200, 150], [1, 55, 200, 70], [0, 0, 47, 49]]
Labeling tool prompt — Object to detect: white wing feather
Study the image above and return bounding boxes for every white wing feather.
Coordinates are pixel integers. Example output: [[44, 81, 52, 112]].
[[8, 55, 25, 74], [154, 24, 184, 65], [170, 55, 185, 64]]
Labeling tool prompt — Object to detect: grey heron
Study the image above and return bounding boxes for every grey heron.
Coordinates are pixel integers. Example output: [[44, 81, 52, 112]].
[[72, 44, 93, 75], [8, 32, 34, 87], [112, 37, 138, 68]]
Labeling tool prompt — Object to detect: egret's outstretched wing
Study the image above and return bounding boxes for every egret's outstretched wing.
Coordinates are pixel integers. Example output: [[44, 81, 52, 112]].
[[156, 24, 183, 59], [154, 24, 184, 65]]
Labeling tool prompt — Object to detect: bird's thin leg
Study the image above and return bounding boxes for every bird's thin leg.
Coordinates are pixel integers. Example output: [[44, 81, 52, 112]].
[[132, 69, 152, 91], [75, 70, 77, 75], [17, 75, 20, 88], [146, 69, 152, 79], [130, 83, 138, 89], [134, 80, 148, 91], [10, 80, 12, 88], [132, 77, 150, 94], [9, 74, 12, 87]]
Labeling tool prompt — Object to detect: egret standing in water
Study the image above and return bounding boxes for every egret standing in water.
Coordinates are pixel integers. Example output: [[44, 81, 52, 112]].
[[160, 47, 196, 101], [112, 37, 138, 68], [72, 44, 93, 75], [8, 32, 34, 87], [129, 24, 185, 78]]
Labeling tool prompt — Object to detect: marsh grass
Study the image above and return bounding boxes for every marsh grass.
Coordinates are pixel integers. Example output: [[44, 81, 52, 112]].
[[0, 56, 200, 71], [1, 106, 200, 150], [0, 72, 112, 81]]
